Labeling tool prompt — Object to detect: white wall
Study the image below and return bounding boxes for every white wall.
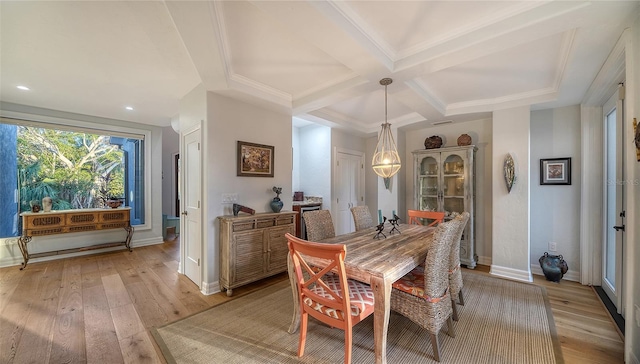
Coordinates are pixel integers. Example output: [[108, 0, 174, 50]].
[[365, 136, 378, 218], [162, 126, 180, 217], [491, 106, 531, 282], [205, 92, 292, 287], [626, 13, 640, 364], [404, 118, 493, 265], [298, 124, 331, 202], [292, 126, 300, 192], [530, 106, 581, 281]]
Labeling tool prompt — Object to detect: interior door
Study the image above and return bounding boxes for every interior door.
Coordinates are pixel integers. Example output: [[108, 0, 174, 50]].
[[335, 150, 364, 235], [602, 90, 625, 314], [182, 127, 202, 287]]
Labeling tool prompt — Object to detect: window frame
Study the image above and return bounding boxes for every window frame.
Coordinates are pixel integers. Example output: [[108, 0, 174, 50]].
[[0, 111, 152, 234]]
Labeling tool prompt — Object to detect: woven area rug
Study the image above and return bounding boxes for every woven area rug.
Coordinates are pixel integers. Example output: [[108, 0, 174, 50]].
[[152, 272, 563, 364]]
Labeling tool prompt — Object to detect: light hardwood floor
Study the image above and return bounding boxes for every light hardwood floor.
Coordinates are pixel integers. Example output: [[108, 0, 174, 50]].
[[0, 237, 624, 363]]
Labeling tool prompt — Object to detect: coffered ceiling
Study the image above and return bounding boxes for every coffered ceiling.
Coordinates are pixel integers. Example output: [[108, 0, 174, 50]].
[[1, 1, 638, 136]]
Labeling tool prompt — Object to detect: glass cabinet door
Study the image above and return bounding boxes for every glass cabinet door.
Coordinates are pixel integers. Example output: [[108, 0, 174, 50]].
[[418, 155, 439, 211], [412, 146, 476, 269], [442, 154, 465, 215]]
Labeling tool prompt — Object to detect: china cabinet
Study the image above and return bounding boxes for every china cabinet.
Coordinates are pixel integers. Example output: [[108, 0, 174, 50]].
[[413, 145, 477, 268]]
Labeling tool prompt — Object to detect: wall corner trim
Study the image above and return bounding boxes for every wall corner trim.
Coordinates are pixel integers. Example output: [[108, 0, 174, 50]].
[[490, 264, 533, 283], [201, 280, 220, 295]]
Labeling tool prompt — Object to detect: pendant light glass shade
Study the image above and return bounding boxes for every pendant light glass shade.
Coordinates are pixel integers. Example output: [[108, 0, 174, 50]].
[[372, 78, 401, 178]]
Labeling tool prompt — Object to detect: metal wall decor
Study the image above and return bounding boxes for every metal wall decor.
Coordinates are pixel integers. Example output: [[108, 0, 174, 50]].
[[503, 153, 516, 193], [634, 117, 639, 161]]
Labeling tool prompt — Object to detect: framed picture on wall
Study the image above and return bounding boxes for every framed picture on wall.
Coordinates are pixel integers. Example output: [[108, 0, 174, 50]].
[[540, 158, 571, 185], [237, 141, 274, 177]]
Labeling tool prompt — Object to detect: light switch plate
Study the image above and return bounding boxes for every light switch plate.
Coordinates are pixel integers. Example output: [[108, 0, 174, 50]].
[[221, 193, 239, 204]]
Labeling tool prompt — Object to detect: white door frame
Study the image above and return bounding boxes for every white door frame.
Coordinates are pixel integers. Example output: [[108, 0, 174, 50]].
[[179, 123, 202, 288], [579, 30, 628, 286], [602, 89, 625, 313], [332, 147, 365, 234]]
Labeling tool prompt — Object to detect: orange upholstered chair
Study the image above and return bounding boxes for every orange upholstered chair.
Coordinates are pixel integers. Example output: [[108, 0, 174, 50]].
[[407, 209, 445, 227], [286, 233, 374, 364]]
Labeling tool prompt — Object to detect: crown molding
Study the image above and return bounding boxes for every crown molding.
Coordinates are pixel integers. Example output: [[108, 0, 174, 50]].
[[404, 79, 446, 115], [582, 28, 628, 106], [208, 1, 233, 81], [447, 87, 557, 115], [227, 74, 292, 108], [311, 1, 395, 70], [552, 29, 577, 90]]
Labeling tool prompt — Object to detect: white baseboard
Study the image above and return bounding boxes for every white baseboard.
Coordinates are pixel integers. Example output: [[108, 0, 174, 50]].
[[0, 237, 164, 269], [530, 264, 580, 282], [201, 280, 221, 295], [130, 237, 164, 247], [630, 350, 639, 364], [490, 264, 533, 283]]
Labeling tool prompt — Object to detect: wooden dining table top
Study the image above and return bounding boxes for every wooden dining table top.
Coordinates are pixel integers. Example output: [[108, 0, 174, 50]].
[[287, 223, 436, 364], [310, 223, 435, 282]]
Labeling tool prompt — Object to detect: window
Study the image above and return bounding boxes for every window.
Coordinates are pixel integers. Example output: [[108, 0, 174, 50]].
[[0, 118, 146, 238]]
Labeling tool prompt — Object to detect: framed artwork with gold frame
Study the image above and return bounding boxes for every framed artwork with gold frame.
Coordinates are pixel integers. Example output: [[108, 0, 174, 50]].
[[237, 141, 274, 177]]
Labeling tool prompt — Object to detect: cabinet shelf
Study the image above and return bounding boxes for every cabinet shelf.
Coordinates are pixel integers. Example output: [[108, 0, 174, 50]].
[[413, 145, 477, 268]]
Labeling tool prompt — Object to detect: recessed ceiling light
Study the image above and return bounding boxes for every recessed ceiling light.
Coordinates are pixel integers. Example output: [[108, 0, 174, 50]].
[[125, 106, 134, 111], [17, 85, 30, 91]]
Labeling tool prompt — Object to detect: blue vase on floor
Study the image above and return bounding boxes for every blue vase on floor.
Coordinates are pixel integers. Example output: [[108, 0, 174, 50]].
[[539, 252, 568, 282], [270, 198, 283, 213]]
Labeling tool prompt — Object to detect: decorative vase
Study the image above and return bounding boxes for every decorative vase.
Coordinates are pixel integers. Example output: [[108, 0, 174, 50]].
[[538, 252, 568, 282], [30, 200, 41, 213], [106, 199, 122, 208], [457, 133, 472, 146], [424, 135, 443, 149], [270, 198, 283, 213], [42, 196, 53, 212]]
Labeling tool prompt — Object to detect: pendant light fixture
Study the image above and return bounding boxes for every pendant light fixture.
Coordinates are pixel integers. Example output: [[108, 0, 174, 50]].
[[372, 78, 401, 179]]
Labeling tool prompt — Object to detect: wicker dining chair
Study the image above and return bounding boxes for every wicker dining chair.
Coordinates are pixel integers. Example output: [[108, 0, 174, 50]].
[[303, 210, 336, 242], [390, 220, 457, 362], [449, 212, 470, 321], [286, 233, 375, 364], [350, 206, 375, 231], [407, 209, 445, 227]]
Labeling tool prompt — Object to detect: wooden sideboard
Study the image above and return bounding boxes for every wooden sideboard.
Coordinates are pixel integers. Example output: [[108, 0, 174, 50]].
[[18, 208, 134, 269], [218, 212, 296, 296]]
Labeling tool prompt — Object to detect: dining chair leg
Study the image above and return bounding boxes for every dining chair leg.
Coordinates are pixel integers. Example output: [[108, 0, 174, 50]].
[[344, 331, 353, 364], [298, 312, 308, 357], [458, 290, 465, 306], [451, 298, 459, 321], [447, 316, 456, 338], [429, 333, 441, 362]]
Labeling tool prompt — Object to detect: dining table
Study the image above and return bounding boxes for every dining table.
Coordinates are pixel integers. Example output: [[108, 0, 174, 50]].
[[287, 223, 435, 364]]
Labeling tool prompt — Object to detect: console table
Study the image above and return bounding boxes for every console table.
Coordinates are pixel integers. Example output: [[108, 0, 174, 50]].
[[18, 208, 134, 269]]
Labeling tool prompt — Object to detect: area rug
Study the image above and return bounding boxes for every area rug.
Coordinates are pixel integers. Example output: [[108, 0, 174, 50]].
[[152, 272, 563, 364]]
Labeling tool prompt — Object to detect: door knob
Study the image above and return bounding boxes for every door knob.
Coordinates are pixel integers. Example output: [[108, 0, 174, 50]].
[[182, 211, 188, 216], [613, 225, 625, 232]]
